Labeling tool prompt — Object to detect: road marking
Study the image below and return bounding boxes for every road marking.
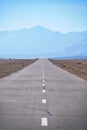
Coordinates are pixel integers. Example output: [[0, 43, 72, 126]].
[[43, 79, 45, 82], [42, 73, 44, 75], [41, 117, 48, 126], [42, 83, 45, 87], [42, 74, 45, 78], [42, 99, 46, 103], [42, 89, 46, 93], [42, 76, 45, 79]]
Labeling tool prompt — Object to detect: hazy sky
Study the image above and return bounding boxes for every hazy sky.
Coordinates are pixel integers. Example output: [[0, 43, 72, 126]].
[[0, 0, 87, 32]]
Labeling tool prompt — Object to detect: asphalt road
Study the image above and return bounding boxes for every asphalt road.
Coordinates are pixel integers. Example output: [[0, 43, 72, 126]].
[[0, 59, 87, 130]]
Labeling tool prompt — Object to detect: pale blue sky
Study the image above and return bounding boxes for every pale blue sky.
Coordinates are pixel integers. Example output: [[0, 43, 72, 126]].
[[0, 0, 87, 32]]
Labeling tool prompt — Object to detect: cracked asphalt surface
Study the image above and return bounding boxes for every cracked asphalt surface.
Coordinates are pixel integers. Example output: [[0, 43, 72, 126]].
[[0, 59, 87, 130]]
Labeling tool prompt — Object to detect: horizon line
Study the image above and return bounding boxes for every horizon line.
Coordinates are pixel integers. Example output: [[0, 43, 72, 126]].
[[0, 25, 87, 34]]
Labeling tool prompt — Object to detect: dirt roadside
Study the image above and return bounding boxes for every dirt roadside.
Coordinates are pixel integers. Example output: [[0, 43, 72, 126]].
[[49, 59, 87, 80], [0, 59, 38, 79]]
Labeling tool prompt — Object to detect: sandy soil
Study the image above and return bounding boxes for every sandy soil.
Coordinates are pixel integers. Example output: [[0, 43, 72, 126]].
[[49, 59, 87, 80], [0, 59, 38, 79]]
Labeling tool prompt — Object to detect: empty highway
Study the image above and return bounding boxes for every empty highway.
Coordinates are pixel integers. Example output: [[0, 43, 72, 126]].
[[0, 59, 87, 130]]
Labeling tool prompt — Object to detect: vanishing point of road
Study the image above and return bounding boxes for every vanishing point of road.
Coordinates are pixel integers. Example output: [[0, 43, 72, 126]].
[[0, 59, 87, 130]]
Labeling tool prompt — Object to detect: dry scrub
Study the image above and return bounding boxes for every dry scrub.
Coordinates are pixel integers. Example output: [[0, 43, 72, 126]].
[[0, 59, 38, 79], [49, 59, 87, 80]]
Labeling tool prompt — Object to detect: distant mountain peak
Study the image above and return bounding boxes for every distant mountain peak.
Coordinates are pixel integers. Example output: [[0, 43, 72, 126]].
[[0, 27, 87, 58], [30, 25, 53, 32]]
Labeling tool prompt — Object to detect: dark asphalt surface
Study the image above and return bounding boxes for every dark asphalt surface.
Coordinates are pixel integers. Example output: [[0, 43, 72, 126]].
[[0, 59, 87, 130]]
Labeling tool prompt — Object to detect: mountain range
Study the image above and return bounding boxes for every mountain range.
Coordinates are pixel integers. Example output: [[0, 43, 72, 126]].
[[0, 26, 87, 59]]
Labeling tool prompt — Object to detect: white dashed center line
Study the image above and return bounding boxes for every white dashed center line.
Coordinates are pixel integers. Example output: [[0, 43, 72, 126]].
[[43, 79, 45, 82], [41, 72, 48, 126], [41, 117, 48, 126], [42, 99, 46, 103], [42, 83, 45, 87], [42, 89, 46, 93], [42, 74, 45, 78]]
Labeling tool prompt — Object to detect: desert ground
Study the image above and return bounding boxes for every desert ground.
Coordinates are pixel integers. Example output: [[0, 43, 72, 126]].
[[0, 59, 87, 80], [0, 59, 38, 79], [49, 59, 87, 80]]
